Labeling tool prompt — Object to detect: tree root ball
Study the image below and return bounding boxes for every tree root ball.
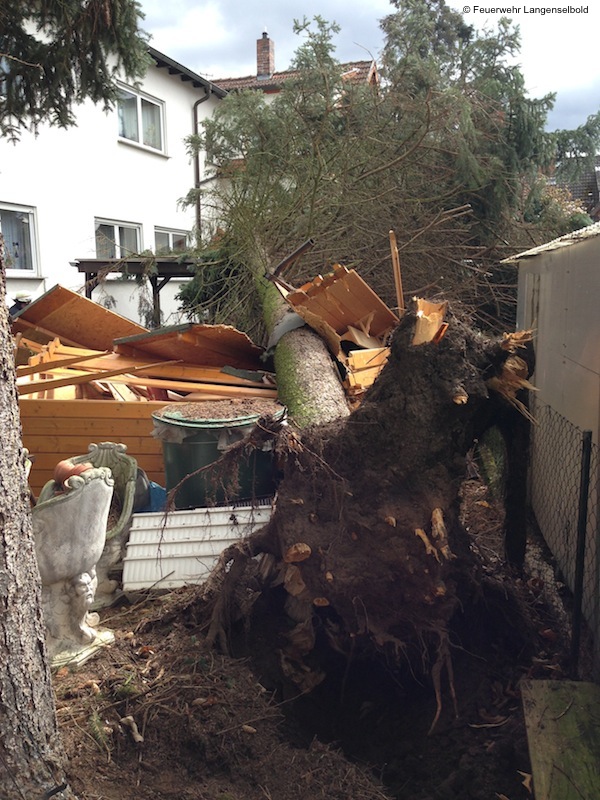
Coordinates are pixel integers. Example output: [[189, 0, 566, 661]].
[[208, 303, 533, 723]]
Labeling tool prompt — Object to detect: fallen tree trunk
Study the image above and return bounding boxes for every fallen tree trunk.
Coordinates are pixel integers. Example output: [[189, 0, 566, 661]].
[[205, 299, 533, 728], [261, 279, 350, 427]]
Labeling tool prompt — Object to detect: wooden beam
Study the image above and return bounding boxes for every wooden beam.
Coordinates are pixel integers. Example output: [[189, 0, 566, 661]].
[[16, 350, 111, 377], [12, 319, 86, 348], [521, 679, 600, 800], [17, 360, 178, 395], [389, 230, 405, 314], [95, 375, 277, 398], [20, 347, 272, 387], [19, 368, 277, 399]]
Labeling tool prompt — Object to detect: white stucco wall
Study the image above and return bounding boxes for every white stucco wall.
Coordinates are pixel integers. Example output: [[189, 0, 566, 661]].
[[1, 60, 221, 324]]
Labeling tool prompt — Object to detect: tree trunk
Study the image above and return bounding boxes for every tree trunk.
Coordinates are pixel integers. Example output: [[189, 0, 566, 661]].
[[0, 244, 77, 799], [262, 280, 349, 428]]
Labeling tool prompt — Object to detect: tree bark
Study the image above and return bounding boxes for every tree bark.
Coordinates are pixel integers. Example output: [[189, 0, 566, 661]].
[[0, 243, 77, 799], [261, 280, 349, 428]]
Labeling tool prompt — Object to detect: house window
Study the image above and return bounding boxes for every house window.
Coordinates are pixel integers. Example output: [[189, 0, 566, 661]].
[[117, 87, 164, 152], [95, 219, 141, 259], [0, 203, 37, 273], [154, 228, 188, 254]]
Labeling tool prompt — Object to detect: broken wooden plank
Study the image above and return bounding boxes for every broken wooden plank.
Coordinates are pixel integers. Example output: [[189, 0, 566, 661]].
[[21, 348, 274, 388], [17, 360, 178, 395], [19, 368, 277, 399], [289, 306, 342, 358], [99, 381, 144, 402], [323, 267, 387, 333], [287, 283, 350, 332], [114, 322, 264, 370], [12, 319, 91, 349], [16, 350, 111, 377], [96, 375, 277, 398], [345, 348, 389, 390], [340, 270, 398, 336], [521, 679, 600, 800], [340, 326, 383, 350], [12, 285, 147, 349], [285, 268, 398, 338]]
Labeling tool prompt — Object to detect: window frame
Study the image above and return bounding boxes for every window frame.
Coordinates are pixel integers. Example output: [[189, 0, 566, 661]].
[[94, 218, 143, 260], [0, 202, 39, 276], [117, 84, 166, 154], [154, 227, 189, 254]]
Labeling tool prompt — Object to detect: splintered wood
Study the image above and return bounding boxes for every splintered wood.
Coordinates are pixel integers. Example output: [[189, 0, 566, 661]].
[[284, 264, 398, 346], [412, 299, 448, 346], [275, 264, 399, 405], [16, 324, 276, 403]]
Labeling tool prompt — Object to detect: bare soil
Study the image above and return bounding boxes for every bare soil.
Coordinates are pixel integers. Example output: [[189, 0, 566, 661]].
[[57, 475, 573, 800], [154, 398, 283, 421]]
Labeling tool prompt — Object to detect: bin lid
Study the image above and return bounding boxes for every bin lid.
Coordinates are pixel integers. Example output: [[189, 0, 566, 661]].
[[152, 399, 285, 429]]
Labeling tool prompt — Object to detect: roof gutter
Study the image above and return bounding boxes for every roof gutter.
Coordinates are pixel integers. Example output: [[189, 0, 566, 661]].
[[146, 46, 227, 243]]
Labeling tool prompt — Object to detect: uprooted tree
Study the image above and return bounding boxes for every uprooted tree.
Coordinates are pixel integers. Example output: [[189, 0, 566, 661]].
[[203, 299, 534, 729]]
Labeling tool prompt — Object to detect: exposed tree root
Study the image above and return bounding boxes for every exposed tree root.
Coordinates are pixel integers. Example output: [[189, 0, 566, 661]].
[[428, 632, 459, 735]]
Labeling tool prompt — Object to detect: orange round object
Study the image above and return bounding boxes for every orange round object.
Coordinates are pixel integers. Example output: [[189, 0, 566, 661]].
[[53, 460, 94, 486]]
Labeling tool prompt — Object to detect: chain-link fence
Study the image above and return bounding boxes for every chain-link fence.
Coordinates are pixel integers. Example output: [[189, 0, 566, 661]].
[[528, 398, 599, 676]]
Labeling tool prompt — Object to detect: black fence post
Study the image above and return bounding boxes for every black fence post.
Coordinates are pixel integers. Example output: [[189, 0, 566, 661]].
[[571, 429, 593, 675]]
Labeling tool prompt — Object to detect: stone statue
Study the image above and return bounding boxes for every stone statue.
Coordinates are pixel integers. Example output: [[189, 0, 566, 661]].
[[32, 466, 115, 668], [54, 442, 140, 608]]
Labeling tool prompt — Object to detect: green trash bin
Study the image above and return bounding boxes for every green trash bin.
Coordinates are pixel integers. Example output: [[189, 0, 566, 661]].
[[152, 400, 285, 509]]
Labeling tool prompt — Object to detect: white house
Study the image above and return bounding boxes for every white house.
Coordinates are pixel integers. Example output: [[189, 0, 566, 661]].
[[1, 32, 378, 326], [0, 47, 226, 325]]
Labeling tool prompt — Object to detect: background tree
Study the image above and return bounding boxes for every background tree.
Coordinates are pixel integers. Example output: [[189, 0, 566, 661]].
[[185, 5, 596, 334], [0, 2, 148, 796]]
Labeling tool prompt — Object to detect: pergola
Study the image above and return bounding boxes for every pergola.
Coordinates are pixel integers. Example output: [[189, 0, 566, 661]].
[[72, 257, 196, 327]]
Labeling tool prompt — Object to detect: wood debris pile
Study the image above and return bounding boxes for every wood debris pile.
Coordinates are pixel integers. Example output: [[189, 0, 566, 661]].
[[14, 285, 275, 403], [12, 285, 276, 494], [268, 233, 413, 406]]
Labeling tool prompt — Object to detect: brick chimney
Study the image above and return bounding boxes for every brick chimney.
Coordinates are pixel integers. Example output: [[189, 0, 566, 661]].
[[256, 30, 274, 79]]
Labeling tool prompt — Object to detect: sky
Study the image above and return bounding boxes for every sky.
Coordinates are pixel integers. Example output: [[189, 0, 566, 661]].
[[138, 0, 600, 131]]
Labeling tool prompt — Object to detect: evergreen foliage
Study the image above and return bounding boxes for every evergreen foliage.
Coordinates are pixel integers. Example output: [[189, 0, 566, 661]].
[[176, 233, 264, 338], [0, 0, 150, 139]]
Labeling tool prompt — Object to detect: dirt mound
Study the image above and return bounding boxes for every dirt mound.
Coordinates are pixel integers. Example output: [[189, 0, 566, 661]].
[[58, 590, 388, 800]]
